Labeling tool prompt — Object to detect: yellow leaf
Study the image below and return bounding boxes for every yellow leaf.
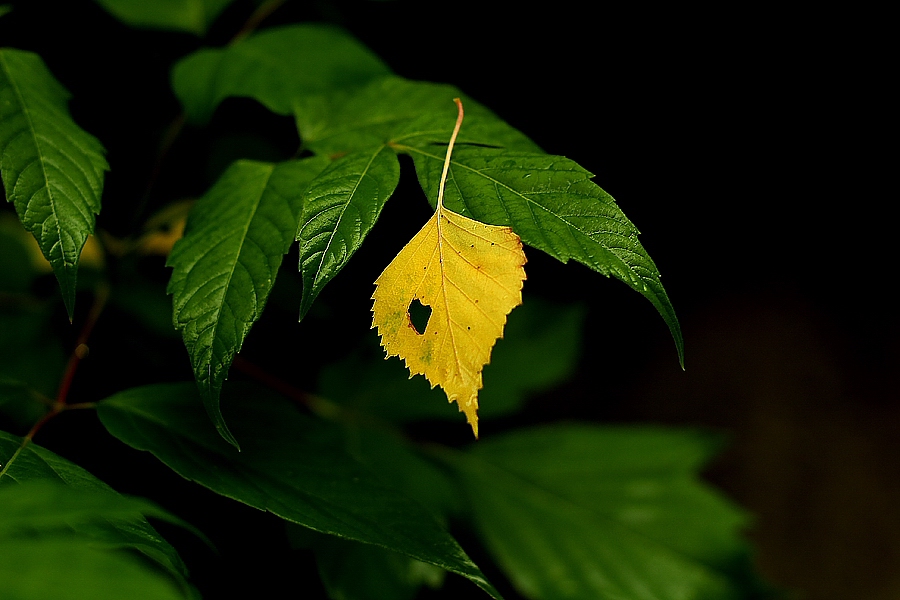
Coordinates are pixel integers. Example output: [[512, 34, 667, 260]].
[[371, 99, 526, 437]]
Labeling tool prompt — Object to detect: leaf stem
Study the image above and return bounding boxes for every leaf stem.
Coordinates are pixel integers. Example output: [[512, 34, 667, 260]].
[[9, 282, 110, 450], [436, 98, 464, 211], [230, 0, 286, 45], [1, 282, 108, 477], [0, 401, 98, 479], [55, 281, 109, 406]]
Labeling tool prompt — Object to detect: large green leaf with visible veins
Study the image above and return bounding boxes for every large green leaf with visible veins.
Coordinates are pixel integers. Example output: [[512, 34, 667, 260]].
[[0, 49, 108, 319], [294, 77, 539, 156], [403, 145, 683, 365], [447, 425, 750, 600], [97, 383, 502, 599], [296, 146, 399, 319], [172, 24, 391, 123], [93, 0, 234, 35], [0, 432, 194, 595], [292, 77, 679, 362], [167, 157, 327, 448]]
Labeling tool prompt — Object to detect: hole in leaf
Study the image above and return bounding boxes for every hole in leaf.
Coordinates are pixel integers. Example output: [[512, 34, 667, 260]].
[[408, 299, 432, 335]]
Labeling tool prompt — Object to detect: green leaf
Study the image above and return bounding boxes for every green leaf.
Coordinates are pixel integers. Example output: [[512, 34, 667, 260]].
[[0, 540, 185, 600], [0, 5, 11, 19], [0, 49, 108, 319], [0, 432, 193, 591], [320, 298, 584, 423], [446, 425, 750, 600], [167, 157, 328, 448], [172, 24, 391, 124], [92, 0, 234, 35], [294, 77, 540, 156], [97, 382, 503, 599], [292, 428, 458, 599], [337, 426, 462, 521], [405, 145, 684, 366], [296, 146, 399, 319], [0, 480, 192, 540]]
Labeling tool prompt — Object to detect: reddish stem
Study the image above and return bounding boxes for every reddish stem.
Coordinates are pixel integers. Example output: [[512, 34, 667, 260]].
[[232, 355, 314, 408], [55, 282, 109, 406]]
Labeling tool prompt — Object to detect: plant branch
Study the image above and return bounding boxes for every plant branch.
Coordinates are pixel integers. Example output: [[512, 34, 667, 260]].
[[230, 0, 286, 44], [230, 355, 404, 435], [55, 281, 109, 406], [7, 282, 112, 452]]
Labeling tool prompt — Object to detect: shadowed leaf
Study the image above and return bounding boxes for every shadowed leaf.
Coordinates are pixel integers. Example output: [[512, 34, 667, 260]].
[[97, 383, 503, 599], [92, 0, 235, 35], [172, 24, 391, 123]]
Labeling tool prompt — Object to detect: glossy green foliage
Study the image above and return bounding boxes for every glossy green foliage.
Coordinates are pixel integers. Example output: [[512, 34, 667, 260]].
[[0, 4, 763, 598], [296, 146, 400, 318], [168, 24, 680, 437], [167, 158, 328, 447], [0, 49, 108, 319], [92, 0, 235, 35], [97, 383, 502, 599], [288, 74, 682, 364]]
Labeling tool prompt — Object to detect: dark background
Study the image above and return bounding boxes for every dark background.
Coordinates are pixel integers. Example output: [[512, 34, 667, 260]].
[[1, 1, 894, 598]]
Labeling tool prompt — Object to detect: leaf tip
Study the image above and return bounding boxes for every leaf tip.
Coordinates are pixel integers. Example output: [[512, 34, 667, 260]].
[[216, 420, 241, 451]]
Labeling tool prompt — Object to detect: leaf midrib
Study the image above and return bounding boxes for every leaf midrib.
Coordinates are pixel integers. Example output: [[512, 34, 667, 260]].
[[199, 164, 275, 384], [308, 145, 387, 287]]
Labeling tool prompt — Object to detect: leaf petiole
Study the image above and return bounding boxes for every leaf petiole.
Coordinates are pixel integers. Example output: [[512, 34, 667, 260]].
[[436, 98, 465, 211]]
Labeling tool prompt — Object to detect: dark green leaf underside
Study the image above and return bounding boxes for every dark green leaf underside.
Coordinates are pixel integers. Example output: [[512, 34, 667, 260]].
[[97, 383, 502, 599], [313, 534, 446, 600]]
